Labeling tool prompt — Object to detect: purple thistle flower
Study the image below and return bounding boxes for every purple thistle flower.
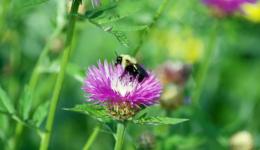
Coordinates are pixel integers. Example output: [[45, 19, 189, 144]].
[[203, 0, 256, 15], [83, 60, 162, 120]]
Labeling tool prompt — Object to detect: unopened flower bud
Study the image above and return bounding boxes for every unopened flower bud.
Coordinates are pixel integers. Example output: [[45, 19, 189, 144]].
[[50, 37, 65, 54], [156, 61, 191, 86], [67, 0, 86, 14], [138, 132, 156, 150]]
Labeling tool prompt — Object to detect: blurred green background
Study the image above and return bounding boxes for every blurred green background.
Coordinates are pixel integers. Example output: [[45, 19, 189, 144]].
[[1, 0, 260, 149]]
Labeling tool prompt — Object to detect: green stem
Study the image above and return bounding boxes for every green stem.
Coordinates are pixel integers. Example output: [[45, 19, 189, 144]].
[[192, 24, 218, 106], [114, 122, 126, 150], [10, 15, 64, 150], [82, 125, 101, 150], [0, 0, 9, 34], [9, 122, 23, 150], [39, 1, 81, 150], [29, 27, 64, 92], [133, 0, 170, 56]]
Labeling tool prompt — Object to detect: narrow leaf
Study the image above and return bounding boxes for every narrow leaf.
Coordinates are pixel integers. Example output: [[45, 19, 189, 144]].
[[0, 85, 15, 114], [19, 86, 33, 120], [0, 114, 9, 140], [133, 107, 151, 119], [114, 25, 148, 31], [95, 9, 139, 25], [64, 104, 111, 122], [110, 30, 129, 47], [103, 24, 148, 32], [38, 60, 85, 83], [13, 0, 49, 10], [67, 63, 85, 83], [96, 14, 132, 25], [133, 117, 188, 125], [85, 3, 117, 19], [32, 101, 49, 127]]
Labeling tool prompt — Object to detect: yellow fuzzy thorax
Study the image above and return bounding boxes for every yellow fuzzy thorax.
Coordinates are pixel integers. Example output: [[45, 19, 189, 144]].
[[119, 54, 137, 68]]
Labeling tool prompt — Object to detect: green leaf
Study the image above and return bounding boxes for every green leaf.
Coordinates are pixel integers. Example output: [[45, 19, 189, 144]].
[[38, 60, 85, 83], [132, 117, 188, 125], [93, 0, 143, 23], [133, 107, 151, 119], [18, 86, 33, 120], [102, 24, 148, 32], [0, 114, 9, 140], [110, 30, 129, 47], [0, 85, 15, 114], [31, 101, 49, 127], [114, 25, 148, 32], [96, 13, 133, 25], [12, 0, 49, 11], [94, 6, 140, 25], [38, 58, 59, 74], [89, 21, 130, 47], [64, 104, 111, 123], [85, 3, 117, 19], [67, 63, 85, 83]]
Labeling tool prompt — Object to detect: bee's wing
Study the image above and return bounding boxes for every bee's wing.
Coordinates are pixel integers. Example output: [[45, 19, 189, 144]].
[[136, 64, 148, 77]]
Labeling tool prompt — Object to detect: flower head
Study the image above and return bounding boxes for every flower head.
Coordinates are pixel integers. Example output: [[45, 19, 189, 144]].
[[156, 60, 191, 85], [83, 60, 162, 120], [242, 1, 260, 22], [156, 61, 192, 110], [203, 0, 256, 15], [230, 131, 254, 150]]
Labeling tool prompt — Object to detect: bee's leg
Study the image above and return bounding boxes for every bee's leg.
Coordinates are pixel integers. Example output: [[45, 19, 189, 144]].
[[138, 73, 148, 82], [120, 70, 130, 80], [120, 71, 126, 79], [138, 75, 144, 82]]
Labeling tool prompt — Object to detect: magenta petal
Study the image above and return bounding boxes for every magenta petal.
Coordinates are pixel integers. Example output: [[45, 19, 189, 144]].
[[202, 0, 257, 14], [83, 60, 162, 107]]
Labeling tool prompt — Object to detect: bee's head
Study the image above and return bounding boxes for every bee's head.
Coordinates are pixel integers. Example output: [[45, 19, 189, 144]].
[[115, 54, 137, 68], [115, 56, 122, 65]]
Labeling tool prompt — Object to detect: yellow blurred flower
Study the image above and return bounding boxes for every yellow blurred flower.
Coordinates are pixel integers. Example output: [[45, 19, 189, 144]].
[[160, 84, 184, 110], [242, 2, 260, 23], [151, 28, 204, 64], [167, 30, 204, 64], [230, 131, 254, 150]]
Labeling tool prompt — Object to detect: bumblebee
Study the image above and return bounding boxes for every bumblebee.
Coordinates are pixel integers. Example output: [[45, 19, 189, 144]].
[[115, 54, 148, 82]]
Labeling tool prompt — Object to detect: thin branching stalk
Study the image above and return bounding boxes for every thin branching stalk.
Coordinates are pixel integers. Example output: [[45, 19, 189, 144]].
[[0, 0, 10, 34], [192, 23, 218, 106], [114, 122, 126, 150], [10, 8, 65, 150], [133, 0, 170, 56], [39, 0, 81, 149], [83, 125, 101, 150], [28, 27, 64, 91], [9, 123, 23, 150], [28, 0, 66, 93]]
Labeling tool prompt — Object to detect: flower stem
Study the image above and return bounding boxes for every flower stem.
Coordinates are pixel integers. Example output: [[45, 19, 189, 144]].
[[29, 27, 63, 91], [9, 122, 23, 150], [114, 122, 126, 150], [82, 125, 101, 150], [192, 23, 218, 106], [133, 0, 170, 56], [10, 8, 65, 150], [12, 7, 65, 149], [39, 0, 81, 150]]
